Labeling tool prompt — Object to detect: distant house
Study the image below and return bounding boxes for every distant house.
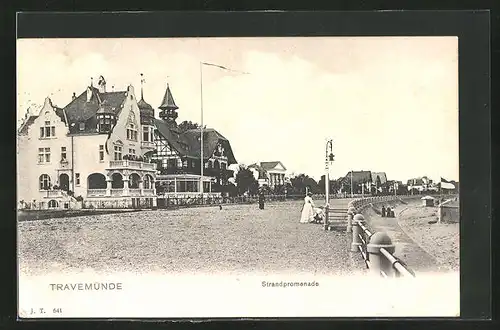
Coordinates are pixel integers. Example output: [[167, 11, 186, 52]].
[[338, 170, 373, 194], [248, 161, 288, 188], [407, 176, 433, 192]]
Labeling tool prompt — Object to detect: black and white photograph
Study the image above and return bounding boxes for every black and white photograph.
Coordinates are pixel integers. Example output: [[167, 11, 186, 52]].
[[17, 36, 460, 318]]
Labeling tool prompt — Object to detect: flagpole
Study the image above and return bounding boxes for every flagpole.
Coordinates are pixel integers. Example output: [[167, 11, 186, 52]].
[[350, 170, 353, 198], [199, 61, 204, 196]]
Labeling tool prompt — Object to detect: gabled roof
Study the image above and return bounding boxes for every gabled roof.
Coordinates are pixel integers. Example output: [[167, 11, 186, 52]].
[[259, 161, 287, 171], [17, 115, 38, 135], [154, 118, 191, 156], [371, 172, 388, 184], [154, 119, 237, 164], [159, 84, 178, 111], [18, 104, 66, 135], [339, 171, 372, 185]]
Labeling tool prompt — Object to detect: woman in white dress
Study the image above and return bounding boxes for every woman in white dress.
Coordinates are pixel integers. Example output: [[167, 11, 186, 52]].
[[300, 192, 315, 223]]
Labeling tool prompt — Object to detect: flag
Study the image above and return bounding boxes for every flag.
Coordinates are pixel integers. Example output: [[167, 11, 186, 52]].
[[440, 177, 455, 190], [201, 62, 250, 76]]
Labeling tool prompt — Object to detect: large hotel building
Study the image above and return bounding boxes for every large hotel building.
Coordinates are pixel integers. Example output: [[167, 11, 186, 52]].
[[17, 76, 237, 209]]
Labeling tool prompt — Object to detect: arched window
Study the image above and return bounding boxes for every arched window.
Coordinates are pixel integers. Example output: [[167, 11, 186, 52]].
[[39, 174, 51, 190], [111, 173, 124, 188], [143, 175, 153, 189], [214, 160, 220, 169], [87, 173, 107, 189], [128, 173, 140, 189], [48, 200, 58, 208]]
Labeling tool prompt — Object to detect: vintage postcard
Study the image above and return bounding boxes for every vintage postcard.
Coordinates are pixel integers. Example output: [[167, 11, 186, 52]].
[[17, 36, 460, 318]]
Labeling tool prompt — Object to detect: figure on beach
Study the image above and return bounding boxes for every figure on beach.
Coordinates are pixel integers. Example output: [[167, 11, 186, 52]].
[[300, 192, 316, 223]]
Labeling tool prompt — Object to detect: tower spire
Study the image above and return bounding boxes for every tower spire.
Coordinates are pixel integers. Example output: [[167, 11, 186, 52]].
[[91, 77, 93, 87], [159, 80, 179, 123], [140, 73, 145, 100]]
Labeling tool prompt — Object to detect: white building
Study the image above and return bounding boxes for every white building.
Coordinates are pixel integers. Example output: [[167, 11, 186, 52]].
[[17, 76, 157, 210], [248, 161, 288, 188]]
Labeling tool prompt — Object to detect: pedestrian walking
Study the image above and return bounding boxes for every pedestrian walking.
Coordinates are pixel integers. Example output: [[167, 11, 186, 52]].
[[386, 206, 392, 218], [381, 205, 386, 217], [300, 192, 316, 223], [258, 189, 265, 210]]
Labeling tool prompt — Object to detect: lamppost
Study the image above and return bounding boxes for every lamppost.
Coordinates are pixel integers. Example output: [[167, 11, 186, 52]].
[[324, 139, 334, 230]]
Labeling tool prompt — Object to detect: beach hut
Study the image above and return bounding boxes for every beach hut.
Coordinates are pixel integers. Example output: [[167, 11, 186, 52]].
[[421, 195, 435, 207]]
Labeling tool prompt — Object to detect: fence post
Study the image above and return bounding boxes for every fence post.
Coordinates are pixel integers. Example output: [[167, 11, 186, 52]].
[[367, 232, 396, 277], [346, 207, 355, 233], [350, 214, 365, 252]]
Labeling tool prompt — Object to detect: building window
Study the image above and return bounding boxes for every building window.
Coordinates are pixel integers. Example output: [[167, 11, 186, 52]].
[[129, 148, 136, 155], [167, 158, 176, 169], [221, 162, 227, 170], [40, 121, 55, 138], [75, 173, 80, 186], [143, 175, 152, 189], [38, 147, 51, 163], [98, 115, 112, 133], [79, 122, 85, 131], [39, 174, 51, 190], [127, 123, 138, 141], [99, 145, 104, 161], [182, 160, 188, 168], [143, 126, 150, 142], [61, 147, 67, 161], [114, 145, 122, 160], [48, 200, 58, 208]]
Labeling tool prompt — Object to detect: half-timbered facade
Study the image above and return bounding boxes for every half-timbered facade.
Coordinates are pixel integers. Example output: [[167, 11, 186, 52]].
[[150, 84, 237, 197]]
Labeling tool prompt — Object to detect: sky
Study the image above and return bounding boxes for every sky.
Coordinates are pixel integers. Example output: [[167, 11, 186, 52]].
[[17, 37, 459, 182]]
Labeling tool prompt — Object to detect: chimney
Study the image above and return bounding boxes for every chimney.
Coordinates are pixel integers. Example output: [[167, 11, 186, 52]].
[[72, 92, 76, 100]]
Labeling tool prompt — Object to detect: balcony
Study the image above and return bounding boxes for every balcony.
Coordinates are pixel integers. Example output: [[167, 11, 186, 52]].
[[42, 190, 64, 198], [59, 159, 70, 169], [108, 160, 156, 172], [141, 141, 155, 149], [87, 189, 107, 197], [129, 189, 141, 196]]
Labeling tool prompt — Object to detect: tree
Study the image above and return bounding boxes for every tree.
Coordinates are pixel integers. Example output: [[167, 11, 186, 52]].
[[235, 165, 259, 195], [178, 120, 199, 131], [178, 120, 207, 132], [289, 174, 320, 195]]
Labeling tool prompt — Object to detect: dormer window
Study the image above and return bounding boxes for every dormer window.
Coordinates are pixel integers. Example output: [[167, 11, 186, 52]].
[[127, 123, 138, 141], [40, 121, 55, 138], [79, 122, 85, 131], [97, 113, 114, 133]]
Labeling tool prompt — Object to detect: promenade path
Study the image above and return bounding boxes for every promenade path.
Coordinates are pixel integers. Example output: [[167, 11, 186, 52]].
[[363, 201, 444, 272], [18, 198, 366, 276]]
